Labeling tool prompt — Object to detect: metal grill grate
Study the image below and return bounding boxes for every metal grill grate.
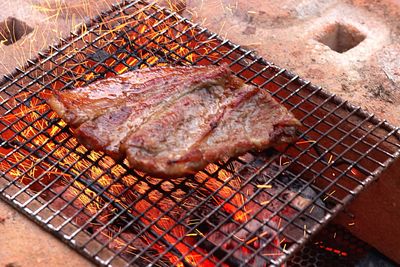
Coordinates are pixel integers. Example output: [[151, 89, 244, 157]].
[[0, 1, 399, 266]]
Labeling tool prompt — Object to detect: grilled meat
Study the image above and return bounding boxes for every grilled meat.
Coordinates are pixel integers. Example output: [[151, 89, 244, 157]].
[[48, 64, 300, 177]]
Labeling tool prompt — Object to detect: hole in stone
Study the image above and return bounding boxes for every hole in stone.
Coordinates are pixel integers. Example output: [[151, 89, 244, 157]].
[[316, 22, 366, 53], [0, 17, 33, 46]]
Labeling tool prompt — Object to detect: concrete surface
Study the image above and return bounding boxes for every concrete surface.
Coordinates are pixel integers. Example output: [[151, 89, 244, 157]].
[[0, 200, 92, 267], [0, 0, 399, 265]]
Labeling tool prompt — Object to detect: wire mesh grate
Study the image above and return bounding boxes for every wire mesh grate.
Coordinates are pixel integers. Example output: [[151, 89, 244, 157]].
[[0, 1, 399, 266]]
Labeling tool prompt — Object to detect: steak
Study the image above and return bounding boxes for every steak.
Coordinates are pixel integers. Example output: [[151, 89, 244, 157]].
[[48, 64, 300, 178]]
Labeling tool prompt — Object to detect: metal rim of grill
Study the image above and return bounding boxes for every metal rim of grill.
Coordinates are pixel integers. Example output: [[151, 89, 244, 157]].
[[0, 1, 399, 266]]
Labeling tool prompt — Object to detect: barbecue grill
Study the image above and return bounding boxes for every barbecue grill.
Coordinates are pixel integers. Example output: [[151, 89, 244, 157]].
[[0, 1, 399, 266]]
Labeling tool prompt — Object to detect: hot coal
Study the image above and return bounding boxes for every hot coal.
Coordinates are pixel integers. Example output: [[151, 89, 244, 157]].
[[208, 219, 281, 266], [238, 152, 326, 241]]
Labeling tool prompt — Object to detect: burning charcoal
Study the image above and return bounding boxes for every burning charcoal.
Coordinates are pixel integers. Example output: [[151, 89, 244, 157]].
[[89, 49, 111, 62], [240, 157, 326, 241], [208, 219, 281, 266], [278, 190, 325, 240], [267, 165, 326, 239], [0, 138, 12, 149], [268, 178, 325, 240], [191, 204, 221, 230]]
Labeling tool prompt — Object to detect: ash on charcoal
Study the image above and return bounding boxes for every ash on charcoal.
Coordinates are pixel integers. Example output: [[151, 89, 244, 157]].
[[208, 220, 280, 267], [266, 170, 325, 240], [89, 49, 111, 62], [240, 153, 326, 241]]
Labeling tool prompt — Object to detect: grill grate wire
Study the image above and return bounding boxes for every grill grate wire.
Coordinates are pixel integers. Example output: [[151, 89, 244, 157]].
[[0, 1, 399, 266]]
